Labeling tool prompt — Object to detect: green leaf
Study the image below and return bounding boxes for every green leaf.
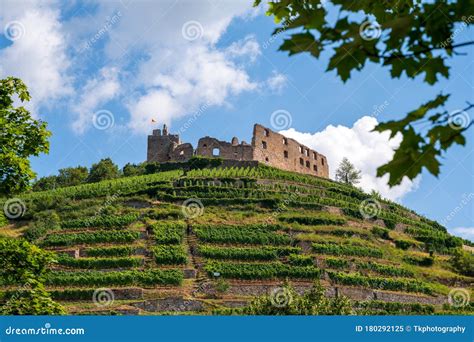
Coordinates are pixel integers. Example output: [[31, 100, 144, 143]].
[[279, 32, 322, 57]]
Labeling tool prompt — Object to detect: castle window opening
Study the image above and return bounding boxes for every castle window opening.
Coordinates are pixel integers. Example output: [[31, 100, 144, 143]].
[[305, 149, 309, 157], [322, 158, 325, 166], [262, 141, 267, 149], [283, 137, 288, 145], [313, 165, 318, 172], [299, 146, 304, 154], [212, 148, 220, 156], [299, 158, 304, 166], [180, 151, 184, 156], [264, 129, 270, 137], [306, 160, 310, 168], [313, 152, 317, 159], [265, 157, 269, 162], [284, 150, 288, 158]]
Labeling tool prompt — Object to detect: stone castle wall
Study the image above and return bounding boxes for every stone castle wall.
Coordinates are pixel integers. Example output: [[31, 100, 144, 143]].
[[251, 124, 329, 178], [146, 123, 329, 179]]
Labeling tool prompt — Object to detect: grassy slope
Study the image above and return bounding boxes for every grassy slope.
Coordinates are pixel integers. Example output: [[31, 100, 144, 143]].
[[0, 165, 472, 315]]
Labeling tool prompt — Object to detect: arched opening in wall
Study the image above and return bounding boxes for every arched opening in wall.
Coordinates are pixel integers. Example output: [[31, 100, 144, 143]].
[[212, 148, 220, 156], [180, 151, 185, 156], [313, 152, 317, 160], [265, 157, 269, 163], [284, 150, 288, 158], [261, 141, 267, 149], [299, 158, 304, 166], [306, 161, 310, 168], [313, 165, 318, 172], [203, 144, 207, 148], [264, 129, 270, 137], [322, 158, 325, 166], [283, 137, 288, 145]]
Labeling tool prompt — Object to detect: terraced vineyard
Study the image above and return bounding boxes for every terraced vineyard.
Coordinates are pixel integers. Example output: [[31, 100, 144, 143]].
[[1, 164, 473, 315]]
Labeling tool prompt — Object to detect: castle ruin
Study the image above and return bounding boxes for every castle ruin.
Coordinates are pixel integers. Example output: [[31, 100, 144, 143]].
[[147, 123, 329, 178]]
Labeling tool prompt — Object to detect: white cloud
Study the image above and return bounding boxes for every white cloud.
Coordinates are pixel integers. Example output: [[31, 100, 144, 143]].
[[281, 116, 420, 201], [0, 0, 71, 113], [65, 0, 259, 134], [225, 35, 261, 63], [129, 44, 257, 133], [72, 67, 120, 134], [265, 71, 288, 93], [449, 227, 474, 241]]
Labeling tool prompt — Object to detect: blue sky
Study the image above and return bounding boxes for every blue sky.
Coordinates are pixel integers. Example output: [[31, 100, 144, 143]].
[[0, 0, 472, 240]]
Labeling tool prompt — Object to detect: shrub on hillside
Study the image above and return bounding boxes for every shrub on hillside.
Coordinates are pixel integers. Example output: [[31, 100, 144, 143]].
[[403, 255, 434, 267], [312, 243, 383, 258], [450, 249, 474, 277], [288, 254, 314, 266], [152, 245, 187, 265], [279, 213, 346, 226]]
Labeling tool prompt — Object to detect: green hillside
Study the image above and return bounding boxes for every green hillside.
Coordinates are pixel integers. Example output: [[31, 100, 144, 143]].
[[1, 162, 473, 315]]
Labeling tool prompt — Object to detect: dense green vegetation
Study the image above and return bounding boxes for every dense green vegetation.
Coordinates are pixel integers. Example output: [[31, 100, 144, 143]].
[[327, 271, 435, 295], [151, 221, 186, 244], [46, 269, 183, 287], [57, 254, 144, 269], [205, 261, 321, 280], [61, 214, 139, 229], [312, 243, 383, 258], [1, 163, 472, 315], [152, 245, 187, 265], [41, 231, 141, 247], [198, 245, 300, 261], [195, 225, 291, 245], [83, 246, 136, 257]]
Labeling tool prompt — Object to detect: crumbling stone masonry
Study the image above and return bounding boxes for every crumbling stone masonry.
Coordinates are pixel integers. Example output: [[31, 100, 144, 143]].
[[147, 123, 329, 178]]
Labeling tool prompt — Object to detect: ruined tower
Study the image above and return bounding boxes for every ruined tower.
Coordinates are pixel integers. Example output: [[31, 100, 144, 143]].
[[146, 123, 329, 178]]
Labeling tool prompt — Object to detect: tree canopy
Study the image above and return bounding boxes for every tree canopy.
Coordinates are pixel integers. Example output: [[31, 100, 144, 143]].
[[0, 237, 64, 315], [335, 157, 362, 185], [255, 0, 473, 186], [0, 77, 51, 195], [87, 158, 120, 183]]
